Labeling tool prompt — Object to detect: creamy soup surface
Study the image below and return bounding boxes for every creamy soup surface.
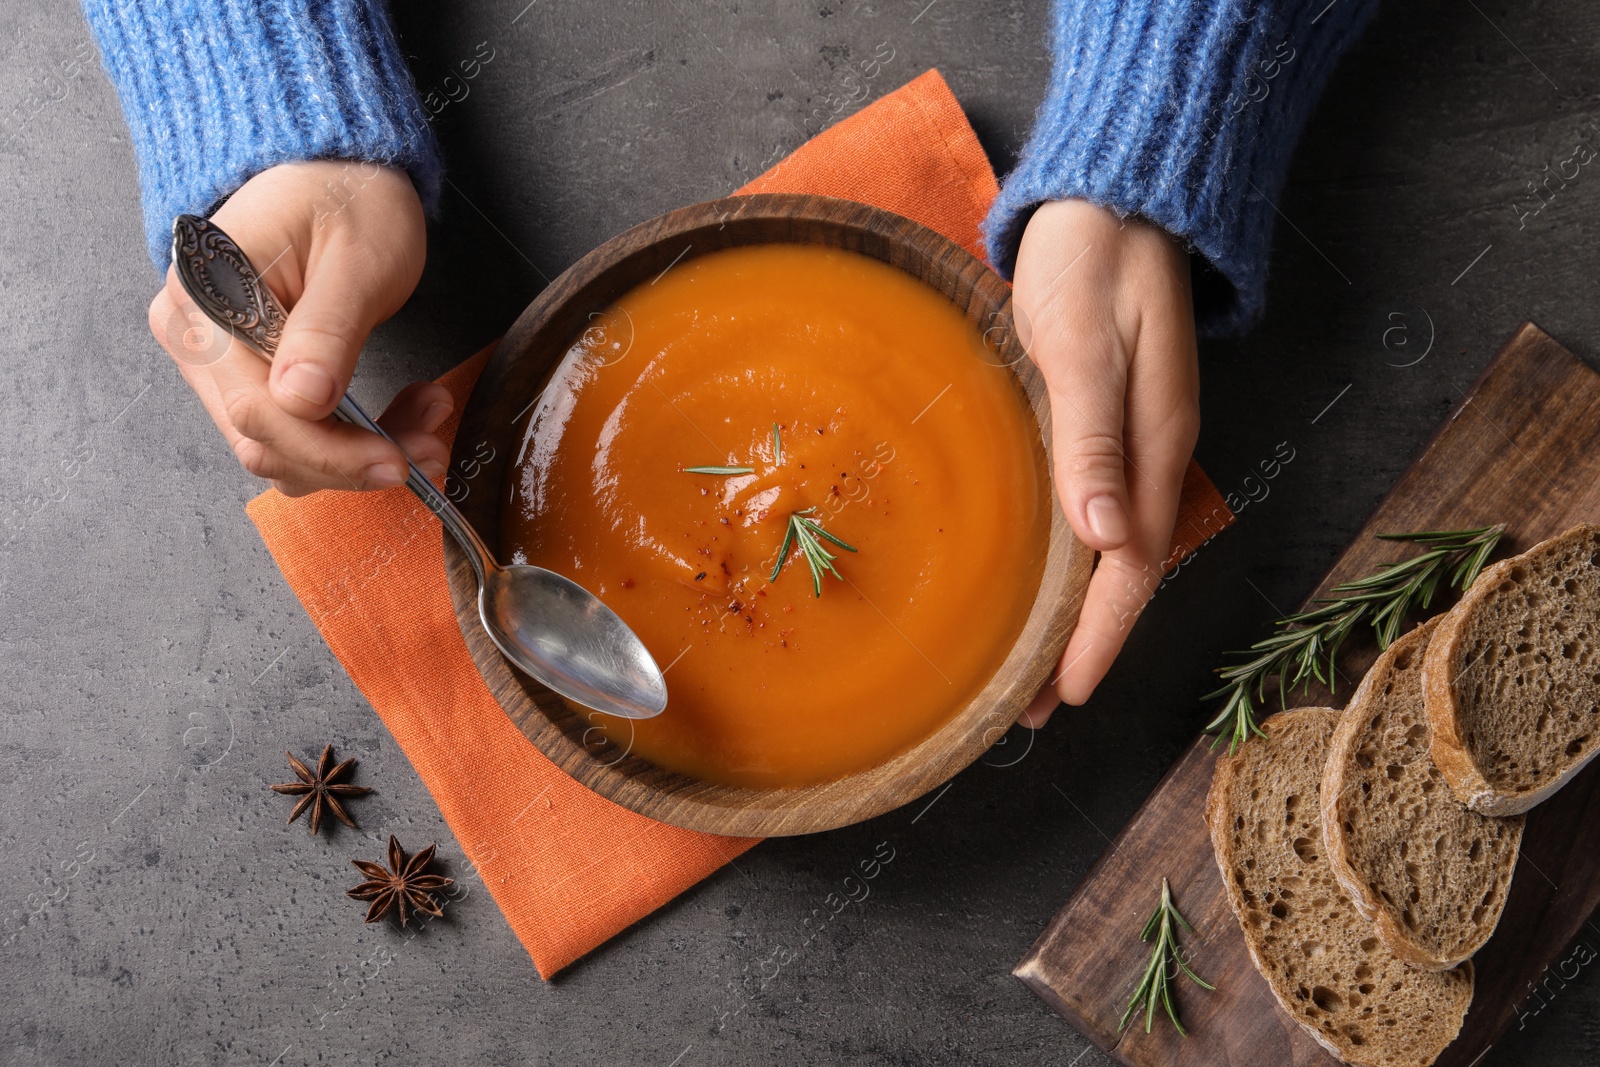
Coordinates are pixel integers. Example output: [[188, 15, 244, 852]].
[[504, 243, 1049, 788]]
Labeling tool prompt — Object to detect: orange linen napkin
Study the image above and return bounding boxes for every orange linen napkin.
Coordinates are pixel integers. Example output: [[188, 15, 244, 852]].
[[247, 68, 1233, 978]]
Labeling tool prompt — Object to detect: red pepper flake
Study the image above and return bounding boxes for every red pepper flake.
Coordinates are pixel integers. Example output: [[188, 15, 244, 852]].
[[621, 578, 635, 589], [727, 599, 743, 614], [694, 571, 707, 581]]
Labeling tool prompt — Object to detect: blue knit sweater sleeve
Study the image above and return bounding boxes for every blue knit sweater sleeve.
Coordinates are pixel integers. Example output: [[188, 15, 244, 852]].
[[985, 0, 1378, 336], [80, 0, 442, 269]]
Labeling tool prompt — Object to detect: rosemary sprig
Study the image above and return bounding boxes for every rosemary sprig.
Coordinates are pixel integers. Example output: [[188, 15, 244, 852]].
[[1205, 524, 1505, 754], [683, 465, 754, 475], [769, 507, 857, 596], [682, 424, 859, 595], [1119, 877, 1213, 1037]]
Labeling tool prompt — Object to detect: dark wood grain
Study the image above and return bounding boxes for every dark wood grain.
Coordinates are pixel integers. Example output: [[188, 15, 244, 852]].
[[1015, 323, 1600, 1066], [445, 193, 1093, 838]]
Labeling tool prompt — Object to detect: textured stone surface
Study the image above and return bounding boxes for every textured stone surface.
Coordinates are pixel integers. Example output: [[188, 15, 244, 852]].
[[2, 1, 1598, 1064]]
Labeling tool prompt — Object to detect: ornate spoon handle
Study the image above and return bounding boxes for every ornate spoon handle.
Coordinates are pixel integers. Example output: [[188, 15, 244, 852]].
[[170, 214, 496, 583]]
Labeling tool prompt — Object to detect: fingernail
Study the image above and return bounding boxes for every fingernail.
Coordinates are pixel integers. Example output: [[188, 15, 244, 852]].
[[420, 400, 453, 433], [1085, 495, 1129, 545], [364, 463, 406, 487], [280, 363, 336, 406], [1022, 686, 1059, 728]]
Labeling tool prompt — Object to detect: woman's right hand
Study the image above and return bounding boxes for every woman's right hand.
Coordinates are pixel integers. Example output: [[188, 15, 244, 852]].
[[147, 160, 452, 497]]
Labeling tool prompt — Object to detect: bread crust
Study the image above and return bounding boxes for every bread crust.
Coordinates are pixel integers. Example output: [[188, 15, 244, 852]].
[[1206, 713, 1326, 1053], [1322, 619, 1523, 970], [1422, 523, 1600, 816], [1208, 707, 1473, 1067]]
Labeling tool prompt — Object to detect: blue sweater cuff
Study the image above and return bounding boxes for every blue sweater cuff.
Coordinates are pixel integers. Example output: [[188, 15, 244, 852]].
[[984, 0, 1378, 336], [82, 0, 443, 269]]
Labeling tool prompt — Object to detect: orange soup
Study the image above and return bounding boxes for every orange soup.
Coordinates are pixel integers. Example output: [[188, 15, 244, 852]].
[[503, 243, 1049, 788]]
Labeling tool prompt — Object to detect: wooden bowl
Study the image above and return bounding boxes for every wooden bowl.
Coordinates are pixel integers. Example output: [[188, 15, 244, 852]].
[[446, 193, 1091, 837]]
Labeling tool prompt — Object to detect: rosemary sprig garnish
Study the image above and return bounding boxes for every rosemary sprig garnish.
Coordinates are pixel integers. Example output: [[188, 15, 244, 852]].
[[770, 507, 857, 596], [1119, 877, 1213, 1037], [1205, 524, 1505, 754], [682, 424, 859, 595], [683, 465, 754, 475]]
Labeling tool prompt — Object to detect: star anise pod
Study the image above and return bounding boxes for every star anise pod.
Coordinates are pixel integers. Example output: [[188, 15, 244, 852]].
[[346, 835, 454, 927], [269, 745, 372, 835]]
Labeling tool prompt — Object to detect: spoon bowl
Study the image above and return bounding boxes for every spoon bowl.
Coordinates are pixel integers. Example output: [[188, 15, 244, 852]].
[[478, 564, 667, 719]]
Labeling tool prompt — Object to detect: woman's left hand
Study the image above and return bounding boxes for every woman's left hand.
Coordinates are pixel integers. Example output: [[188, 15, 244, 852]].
[[1010, 199, 1201, 726]]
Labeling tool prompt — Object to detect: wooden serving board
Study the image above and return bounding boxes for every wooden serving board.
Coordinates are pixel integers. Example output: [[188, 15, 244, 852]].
[[1016, 322, 1600, 1066]]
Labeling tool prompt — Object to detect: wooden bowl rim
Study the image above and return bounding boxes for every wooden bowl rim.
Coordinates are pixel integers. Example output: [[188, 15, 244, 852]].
[[446, 192, 1091, 837]]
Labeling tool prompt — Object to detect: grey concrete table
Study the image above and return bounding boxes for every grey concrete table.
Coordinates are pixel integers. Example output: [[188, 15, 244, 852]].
[[2, 1, 1597, 1064]]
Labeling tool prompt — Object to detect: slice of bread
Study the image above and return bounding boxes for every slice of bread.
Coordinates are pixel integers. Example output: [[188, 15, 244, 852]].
[[1207, 707, 1473, 1066], [1424, 523, 1600, 815], [1322, 618, 1524, 970]]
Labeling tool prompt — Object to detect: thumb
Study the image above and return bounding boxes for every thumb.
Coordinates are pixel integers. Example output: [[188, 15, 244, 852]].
[[267, 244, 375, 421], [1045, 336, 1133, 553]]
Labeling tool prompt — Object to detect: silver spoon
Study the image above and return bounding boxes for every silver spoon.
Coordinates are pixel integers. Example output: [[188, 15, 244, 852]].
[[170, 214, 667, 719]]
